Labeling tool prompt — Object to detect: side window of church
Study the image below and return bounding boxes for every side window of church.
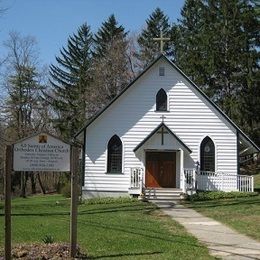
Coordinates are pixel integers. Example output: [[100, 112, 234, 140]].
[[200, 136, 215, 172], [156, 88, 167, 111], [107, 135, 122, 173]]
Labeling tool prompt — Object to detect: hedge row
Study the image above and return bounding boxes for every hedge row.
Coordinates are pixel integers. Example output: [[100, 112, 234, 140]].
[[187, 191, 258, 201]]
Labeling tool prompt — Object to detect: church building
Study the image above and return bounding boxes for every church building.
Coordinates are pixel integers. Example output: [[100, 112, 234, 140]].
[[76, 54, 259, 199]]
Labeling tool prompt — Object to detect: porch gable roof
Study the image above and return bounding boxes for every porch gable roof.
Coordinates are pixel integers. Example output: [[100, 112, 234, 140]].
[[133, 122, 192, 153]]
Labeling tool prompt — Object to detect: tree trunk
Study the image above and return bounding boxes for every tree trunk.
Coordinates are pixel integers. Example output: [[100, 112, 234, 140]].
[[20, 172, 28, 198], [37, 173, 46, 194], [30, 172, 36, 194]]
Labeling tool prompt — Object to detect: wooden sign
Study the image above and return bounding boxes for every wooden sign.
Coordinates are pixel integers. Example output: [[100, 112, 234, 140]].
[[5, 133, 79, 259], [13, 133, 70, 172]]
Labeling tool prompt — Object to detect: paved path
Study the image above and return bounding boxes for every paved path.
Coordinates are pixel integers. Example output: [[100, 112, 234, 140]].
[[154, 201, 260, 260]]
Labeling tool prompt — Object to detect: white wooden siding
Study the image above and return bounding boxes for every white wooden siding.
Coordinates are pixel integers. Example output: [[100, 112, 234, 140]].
[[84, 59, 237, 192]]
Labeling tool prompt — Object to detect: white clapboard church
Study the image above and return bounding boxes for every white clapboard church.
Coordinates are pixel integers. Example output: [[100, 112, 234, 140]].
[[75, 53, 259, 199]]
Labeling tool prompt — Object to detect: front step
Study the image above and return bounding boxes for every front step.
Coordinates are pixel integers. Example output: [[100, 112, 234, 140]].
[[144, 188, 183, 201]]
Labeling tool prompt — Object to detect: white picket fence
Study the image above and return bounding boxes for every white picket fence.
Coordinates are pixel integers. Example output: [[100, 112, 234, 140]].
[[129, 168, 143, 194], [185, 169, 254, 192], [130, 168, 254, 194], [184, 168, 196, 191]]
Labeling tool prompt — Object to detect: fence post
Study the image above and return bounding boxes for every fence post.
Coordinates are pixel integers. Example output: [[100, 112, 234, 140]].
[[180, 149, 184, 192], [251, 176, 254, 192], [221, 173, 224, 191], [5, 145, 12, 260]]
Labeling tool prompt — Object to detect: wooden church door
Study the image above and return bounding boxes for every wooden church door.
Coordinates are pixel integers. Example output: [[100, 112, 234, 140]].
[[146, 152, 176, 188]]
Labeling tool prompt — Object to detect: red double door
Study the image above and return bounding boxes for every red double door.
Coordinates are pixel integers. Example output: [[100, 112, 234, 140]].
[[146, 152, 176, 188]]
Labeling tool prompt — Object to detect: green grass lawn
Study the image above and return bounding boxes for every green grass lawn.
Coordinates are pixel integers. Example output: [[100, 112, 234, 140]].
[[185, 195, 260, 241], [0, 195, 213, 259], [254, 172, 260, 190]]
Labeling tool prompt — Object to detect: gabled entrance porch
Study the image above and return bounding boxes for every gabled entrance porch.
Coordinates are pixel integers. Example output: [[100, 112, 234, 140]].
[[130, 122, 193, 195]]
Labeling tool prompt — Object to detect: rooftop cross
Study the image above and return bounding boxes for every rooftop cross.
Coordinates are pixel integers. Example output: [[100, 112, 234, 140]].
[[153, 30, 170, 53], [160, 115, 166, 123]]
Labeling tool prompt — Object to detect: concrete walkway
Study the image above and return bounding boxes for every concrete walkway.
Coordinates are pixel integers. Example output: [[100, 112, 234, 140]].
[[154, 201, 260, 260]]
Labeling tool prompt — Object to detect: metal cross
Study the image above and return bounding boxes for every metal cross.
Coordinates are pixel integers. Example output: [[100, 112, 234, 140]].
[[153, 30, 170, 53], [157, 126, 168, 145], [160, 115, 166, 123]]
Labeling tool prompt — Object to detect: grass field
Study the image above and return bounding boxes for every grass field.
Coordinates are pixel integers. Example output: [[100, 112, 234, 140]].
[[0, 195, 213, 259], [254, 172, 260, 190], [186, 195, 260, 241]]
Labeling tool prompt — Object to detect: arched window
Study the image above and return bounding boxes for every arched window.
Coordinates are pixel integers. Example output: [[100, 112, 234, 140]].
[[156, 89, 167, 111], [107, 135, 122, 173], [200, 136, 215, 172]]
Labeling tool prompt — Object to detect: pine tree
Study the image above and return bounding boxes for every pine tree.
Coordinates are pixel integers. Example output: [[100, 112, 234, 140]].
[[48, 23, 92, 139], [93, 14, 127, 58], [175, 1, 208, 87], [92, 15, 131, 107], [137, 8, 174, 67], [175, 0, 259, 141]]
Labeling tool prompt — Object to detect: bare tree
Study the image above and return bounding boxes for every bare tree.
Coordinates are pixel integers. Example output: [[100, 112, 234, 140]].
[[1, 32, 50, 197], [91, 36, 135, 112]]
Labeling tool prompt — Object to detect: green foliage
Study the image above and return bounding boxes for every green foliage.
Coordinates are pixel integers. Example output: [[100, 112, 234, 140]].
[[137, 8, 174, 67], [41, 234, 54, 244], [175, 0, 259, 143], [60, 182, 71, 198], [92, 15, 131, 106], [84, 196, 137, 205], [93, 14, 127, 58], [188, 191, 258, 201], [47, 23, 92, 139]]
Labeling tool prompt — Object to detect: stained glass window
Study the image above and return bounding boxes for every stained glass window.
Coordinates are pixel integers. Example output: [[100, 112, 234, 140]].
[[156, 89, 167, 111], [107, 135, 122, 173], [200, 136, 215, 172]]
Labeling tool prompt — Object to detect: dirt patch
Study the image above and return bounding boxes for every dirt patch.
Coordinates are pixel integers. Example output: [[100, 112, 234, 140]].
[[0, 243, 87, 259]]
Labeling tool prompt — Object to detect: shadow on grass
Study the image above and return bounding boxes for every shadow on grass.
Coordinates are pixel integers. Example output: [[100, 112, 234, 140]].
[[87, 251, 162, 259], [0, 203, 156, 217], [77, 213, 260, 260], [186, 197, 260, 209], [76, 217, 203, 249]]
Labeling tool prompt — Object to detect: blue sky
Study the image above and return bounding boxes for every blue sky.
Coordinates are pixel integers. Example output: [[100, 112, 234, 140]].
[[0, 0, 184, 66]]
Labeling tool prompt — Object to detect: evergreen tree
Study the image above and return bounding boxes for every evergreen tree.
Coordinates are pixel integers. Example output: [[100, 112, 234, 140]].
[[175, 0, 259, 141], [137, 8, 174, 67], [93, 14, 127, 58], [48, 23, 92, 139], [175, 1, 208, 87], [92, 15, 131, 107]]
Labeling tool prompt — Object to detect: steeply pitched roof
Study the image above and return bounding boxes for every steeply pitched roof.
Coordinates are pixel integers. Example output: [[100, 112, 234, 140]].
[[75, 54, 259, 153], [133, 122, 192, 153]]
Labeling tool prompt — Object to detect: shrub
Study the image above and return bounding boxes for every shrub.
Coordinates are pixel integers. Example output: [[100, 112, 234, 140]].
[[42, 235, 54, 244], [84, 196, 137, 205], [61, 182, 71, 198], [187, 191, 258, 201]]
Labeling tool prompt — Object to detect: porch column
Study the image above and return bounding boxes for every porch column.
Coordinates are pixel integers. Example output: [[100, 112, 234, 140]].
[[180, 149, 185, 192]]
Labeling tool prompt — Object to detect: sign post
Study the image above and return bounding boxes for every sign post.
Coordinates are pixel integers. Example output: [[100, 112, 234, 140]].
[[5, 145, 12, 260], [70, 146, 79, 257], [5, 132, 80, 258]]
